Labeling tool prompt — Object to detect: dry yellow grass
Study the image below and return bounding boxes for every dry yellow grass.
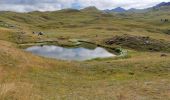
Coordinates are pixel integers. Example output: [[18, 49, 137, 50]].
[[0, 10, 170, 99], [0, 39, 169, 99]]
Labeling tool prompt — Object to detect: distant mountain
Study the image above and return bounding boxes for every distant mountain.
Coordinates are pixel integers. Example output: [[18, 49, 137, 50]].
[[103, 2, 170, 13], [81, 6, 100, 13], [113, 7, 126, 12], [127, 2, 170, 13], [58, 9, 80, 13], [154, 2, 170, 8], [104, 7, 126, 13], [147, 2, 170, 13], [126, 8, 149, 13], [127, 8, 139, 12]]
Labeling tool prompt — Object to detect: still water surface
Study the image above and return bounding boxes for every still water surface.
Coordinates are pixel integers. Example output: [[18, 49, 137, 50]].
[[26, 45, 115, 61]]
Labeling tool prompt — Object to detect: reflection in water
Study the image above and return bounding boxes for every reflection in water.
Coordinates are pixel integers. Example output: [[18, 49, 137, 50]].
[[26, 45, 115, 61]]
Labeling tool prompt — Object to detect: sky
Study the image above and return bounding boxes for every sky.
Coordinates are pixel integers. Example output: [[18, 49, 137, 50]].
[[0, 0, 170, 12]]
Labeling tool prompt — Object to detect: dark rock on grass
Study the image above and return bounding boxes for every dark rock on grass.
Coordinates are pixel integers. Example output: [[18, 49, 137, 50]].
[[38, 32, 44, 36], [163, 29, 170, 35], [32, 32, 44, 36], [105, 34, 170, 52], [160, 54, 168, 57], [129, 72, 135, 75]]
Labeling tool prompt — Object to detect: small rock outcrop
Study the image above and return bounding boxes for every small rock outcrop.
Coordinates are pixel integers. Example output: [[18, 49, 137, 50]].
[[160, 54, 168, 57], [32, 32, 44, 36], [105, 34, 170, 52]]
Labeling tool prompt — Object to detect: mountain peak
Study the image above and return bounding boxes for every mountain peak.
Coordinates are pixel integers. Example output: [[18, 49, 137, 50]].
[[116, 7, 124, 9], [154, 2, 170, 8], [114, 7, 126, 12], [81, 6, 98, 11], [81, 6, 100, 13], [104, 7, 126, 13]]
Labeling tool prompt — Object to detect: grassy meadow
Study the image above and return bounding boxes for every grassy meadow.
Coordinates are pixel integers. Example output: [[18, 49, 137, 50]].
[[0, 7, 170, 100]]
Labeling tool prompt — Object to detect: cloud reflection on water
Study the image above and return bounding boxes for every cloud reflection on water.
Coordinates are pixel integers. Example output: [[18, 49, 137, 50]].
[[26, 45, 115, 61]]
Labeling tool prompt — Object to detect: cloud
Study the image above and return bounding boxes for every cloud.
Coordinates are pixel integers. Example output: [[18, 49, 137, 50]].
[[0, 0, 72, 12], [0, 0, 169, 12]]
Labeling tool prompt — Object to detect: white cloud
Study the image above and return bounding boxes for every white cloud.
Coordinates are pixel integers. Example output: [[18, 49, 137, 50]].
[[0, 0, 169, 12], [78, 0, 170, 9]]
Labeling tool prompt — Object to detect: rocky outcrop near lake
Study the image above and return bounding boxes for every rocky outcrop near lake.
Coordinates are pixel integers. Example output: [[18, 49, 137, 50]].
[[105, 34, 170, 52]]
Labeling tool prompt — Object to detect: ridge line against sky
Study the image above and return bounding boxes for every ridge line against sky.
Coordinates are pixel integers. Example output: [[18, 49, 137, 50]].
[[0, 0, 170, 12]]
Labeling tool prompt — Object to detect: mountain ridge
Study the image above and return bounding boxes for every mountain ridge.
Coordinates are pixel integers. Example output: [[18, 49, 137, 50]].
[[154, 2, 170, 8], [104, 7, 126, 13], [104, 2, 170, 13]]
